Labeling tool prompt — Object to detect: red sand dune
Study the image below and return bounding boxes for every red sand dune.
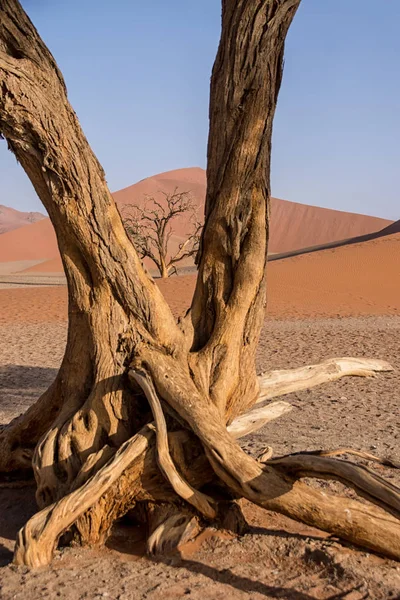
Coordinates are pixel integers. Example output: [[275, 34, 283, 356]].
[[269, 199, 391, 254], [378, 219, 400, 236], [158, 232, 400, 319], [1, 231, 399, 324], [0, 218, 57, 262], [0, 204, 45, 235], [1, 167, 393, 269], [114, 168, 393, 254], [23, 256, 63, 273]]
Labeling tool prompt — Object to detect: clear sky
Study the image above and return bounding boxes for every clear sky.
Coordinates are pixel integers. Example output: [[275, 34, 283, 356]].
[[1, 0, 399, 219]]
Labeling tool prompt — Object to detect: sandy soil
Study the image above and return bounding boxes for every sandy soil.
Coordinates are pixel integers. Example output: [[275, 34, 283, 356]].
[[3, 230, 400, 322], [0, 315, 399, 599]]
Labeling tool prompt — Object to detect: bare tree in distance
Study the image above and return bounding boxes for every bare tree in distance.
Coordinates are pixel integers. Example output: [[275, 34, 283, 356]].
[[122, 189, 202, 278], [0, 0, 400, 569]]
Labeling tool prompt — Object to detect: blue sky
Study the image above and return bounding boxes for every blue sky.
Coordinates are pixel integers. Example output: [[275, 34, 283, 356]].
[[1, 0, 399, 219]]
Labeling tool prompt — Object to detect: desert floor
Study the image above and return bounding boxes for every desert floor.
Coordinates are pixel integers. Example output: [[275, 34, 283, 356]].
[[0, 280, 399, 599]]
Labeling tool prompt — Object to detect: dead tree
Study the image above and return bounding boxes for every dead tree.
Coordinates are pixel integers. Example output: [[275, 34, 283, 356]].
[[122, 189, 201, 278], [0, 0, 399, 568]]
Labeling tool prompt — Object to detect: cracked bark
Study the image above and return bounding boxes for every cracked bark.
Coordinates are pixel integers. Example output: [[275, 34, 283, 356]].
[[1, 0, 399, 567]]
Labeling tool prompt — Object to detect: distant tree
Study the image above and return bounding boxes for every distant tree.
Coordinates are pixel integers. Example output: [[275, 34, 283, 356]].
[[122, 189, 202, 278]]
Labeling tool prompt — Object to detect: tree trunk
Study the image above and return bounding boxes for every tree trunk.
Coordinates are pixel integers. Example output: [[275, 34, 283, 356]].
[[160, 259, 170, 279], [1, 0, 400, 567], [0, 1, 189, 522]]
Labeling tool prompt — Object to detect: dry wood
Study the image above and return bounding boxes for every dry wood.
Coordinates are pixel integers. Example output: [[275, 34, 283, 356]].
[[2, 0, 400, 568], [122, 189, 201, 278], [129, 370, 217, 519], [14, 426, 154, 567], [268, 455, 400, 515], [279, 447, 400, 470], [146, 505, 201, 556], [227, 400, 292, 438], [257, 358, 394, 403], [14, 395, 278, 567], [129, 351, 400, 560]]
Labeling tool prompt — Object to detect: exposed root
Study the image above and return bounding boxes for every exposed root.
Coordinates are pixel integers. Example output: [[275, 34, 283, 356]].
[[300, 447, 400, 470], [12, 395, 290, 567], [257, 446, 274, 462], [13, 426, 154, 567], [11, 355, 400, 566], [227, 401, 292, 438], [208, 438, 400, 560], [267, 453, 400, 517], [206, 436, 400, 559], [146, 504, 201, 556], [135, 350, 400, 559], [129, 369, 217, 520], [257, 357, 394, 402]]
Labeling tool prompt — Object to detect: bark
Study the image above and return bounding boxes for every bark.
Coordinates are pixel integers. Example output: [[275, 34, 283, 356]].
[[0, 0, 182, 502], [1, 0, 400, 567]]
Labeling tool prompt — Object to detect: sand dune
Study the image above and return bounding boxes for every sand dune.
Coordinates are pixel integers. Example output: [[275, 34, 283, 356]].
[[0, 204, 45, 235], [0, 218, 57, 262], [378, 219, 400, 236], [114, 168, 392, 253], [18, 257, 64, 274], [0, 167, 394, 272], [266, 232, 400, 318], [269, 199, 392, 254], [2, 230, 399, 323], [157, 231, 400, 319]]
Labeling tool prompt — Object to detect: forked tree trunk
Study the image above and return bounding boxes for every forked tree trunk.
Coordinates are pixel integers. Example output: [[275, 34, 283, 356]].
[[1, 0, 400, 568]]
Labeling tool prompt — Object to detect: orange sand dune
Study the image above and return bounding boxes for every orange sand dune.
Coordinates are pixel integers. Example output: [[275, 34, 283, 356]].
[[265, 232, 400, 318], [0, 218, 57, 262], [378, 219, 400, 236], [1, 167, 393, 269], [22, 257, 63, 273], [1, 231, 399, 324], [0, 204, 45, 235], [158, 234, 400, 319], [269, 199, 392, 254], [114, 168, 392, 254]]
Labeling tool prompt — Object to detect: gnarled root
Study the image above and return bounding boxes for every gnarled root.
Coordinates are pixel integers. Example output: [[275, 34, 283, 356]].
[[291, 447, 400, 470], [12, 388, 282, 567], [14, 426, 154, 567], [146, 504, 201, 556], [12, 355, 399, 566], [129, 370, 217, 519], [137, 352, 400, 560], [267, 453, 400, 516], [257, 357, 393, 403], [202, 427, 400, 560]]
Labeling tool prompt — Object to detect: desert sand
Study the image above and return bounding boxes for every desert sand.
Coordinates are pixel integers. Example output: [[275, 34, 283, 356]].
[[0, 315, 399, 599], [0, 205, 399, 598], [2, 229, 399, 324]]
